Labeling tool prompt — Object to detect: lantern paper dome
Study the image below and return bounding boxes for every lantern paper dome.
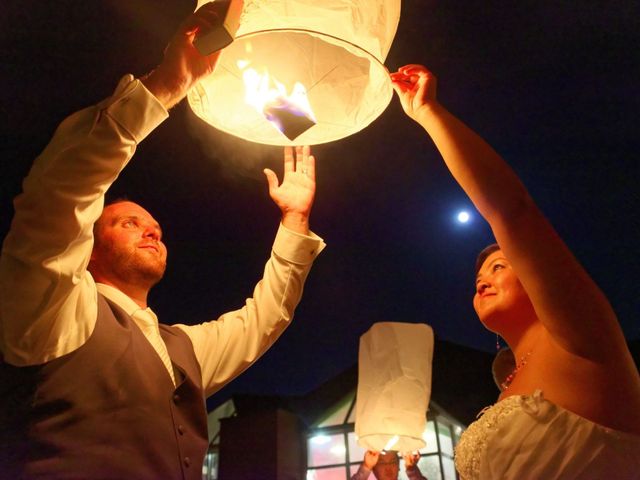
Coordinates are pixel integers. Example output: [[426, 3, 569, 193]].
[[187, 0, 401, 146]]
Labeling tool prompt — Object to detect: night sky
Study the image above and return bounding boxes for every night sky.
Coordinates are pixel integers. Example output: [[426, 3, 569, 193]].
[[2, 1, 639, 411]]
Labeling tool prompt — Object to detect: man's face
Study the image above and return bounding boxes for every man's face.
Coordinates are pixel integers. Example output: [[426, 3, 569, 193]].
[[90, 201, 167, 287], [372, 452, 399, 480]]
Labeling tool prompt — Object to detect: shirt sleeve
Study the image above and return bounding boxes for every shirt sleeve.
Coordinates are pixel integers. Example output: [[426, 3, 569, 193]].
[[407, 465, 428, 480], [350, 465, 371, 480], [0, 76, 168, 366], [175, 223, 325, 396]]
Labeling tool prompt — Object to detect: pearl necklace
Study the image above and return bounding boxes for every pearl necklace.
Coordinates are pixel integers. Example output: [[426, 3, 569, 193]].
[[500, 351, 532, 391]]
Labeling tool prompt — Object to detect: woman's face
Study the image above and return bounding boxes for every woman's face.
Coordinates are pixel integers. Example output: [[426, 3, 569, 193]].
[[473, 250, 533, 330]]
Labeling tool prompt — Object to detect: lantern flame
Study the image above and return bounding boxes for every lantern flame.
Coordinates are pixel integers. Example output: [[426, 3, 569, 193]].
[[238, 60, 316, 141], [382, 435, 399, 452]]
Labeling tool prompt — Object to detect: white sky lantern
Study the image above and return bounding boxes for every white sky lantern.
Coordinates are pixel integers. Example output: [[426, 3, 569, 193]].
[[355, 322, 434, 453], [188, 0, 401, 145]]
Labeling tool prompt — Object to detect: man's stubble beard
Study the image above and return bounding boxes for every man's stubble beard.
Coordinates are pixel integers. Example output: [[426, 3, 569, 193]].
[[111, 247, 167, 288]]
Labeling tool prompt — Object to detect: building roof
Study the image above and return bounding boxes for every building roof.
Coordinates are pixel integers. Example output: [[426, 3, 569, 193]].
[[209, 339, 640, 441], [229, 338, 498, 427]]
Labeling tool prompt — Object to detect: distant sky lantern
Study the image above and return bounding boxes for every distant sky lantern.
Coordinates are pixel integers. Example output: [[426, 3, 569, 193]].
[[355, 323, 434, 453], [187, 0, 402, 145]]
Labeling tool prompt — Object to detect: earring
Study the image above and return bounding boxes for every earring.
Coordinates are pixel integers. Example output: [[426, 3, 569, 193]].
[[495, 334, 501, 351]]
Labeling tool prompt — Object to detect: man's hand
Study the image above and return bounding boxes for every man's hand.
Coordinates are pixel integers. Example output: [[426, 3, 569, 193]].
[[403, 451, 420, 468], [143, 2, 223, 109], [264, 146, 316, 235], [390, 64, 438, 123], [362, 450, 380, 470]]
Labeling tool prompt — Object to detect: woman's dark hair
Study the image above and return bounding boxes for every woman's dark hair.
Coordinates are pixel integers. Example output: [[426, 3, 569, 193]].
[[475, 243, 500, 275]]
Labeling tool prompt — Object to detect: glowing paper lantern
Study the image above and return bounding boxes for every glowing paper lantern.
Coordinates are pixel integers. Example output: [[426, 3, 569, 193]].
[[187, 0, 401, 145], [355, 322, 433, 452]]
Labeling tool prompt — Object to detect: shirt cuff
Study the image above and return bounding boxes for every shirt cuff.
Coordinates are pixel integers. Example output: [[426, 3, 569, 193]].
[[272, 223, 326, 265], [97, 74, 169, 143]]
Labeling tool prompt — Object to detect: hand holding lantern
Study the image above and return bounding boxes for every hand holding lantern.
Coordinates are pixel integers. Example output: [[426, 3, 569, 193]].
[[143, 2, 225, 109], [390, 65, 439, 124], [403, 451, 420, 468], [363, 450, 381, 470]]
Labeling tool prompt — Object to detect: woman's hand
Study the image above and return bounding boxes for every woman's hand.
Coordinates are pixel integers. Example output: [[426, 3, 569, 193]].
[[390, 64, 438, 123]]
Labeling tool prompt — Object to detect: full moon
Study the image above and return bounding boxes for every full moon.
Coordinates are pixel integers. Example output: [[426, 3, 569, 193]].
[[457, 211, 470, 223]]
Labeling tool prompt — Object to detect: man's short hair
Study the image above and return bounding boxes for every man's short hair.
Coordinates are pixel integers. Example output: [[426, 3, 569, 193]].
[[93, 196, 133, 241]]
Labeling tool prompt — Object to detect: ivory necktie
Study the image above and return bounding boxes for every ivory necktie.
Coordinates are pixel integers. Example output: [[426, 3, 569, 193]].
[[132, 308, 176, 386]]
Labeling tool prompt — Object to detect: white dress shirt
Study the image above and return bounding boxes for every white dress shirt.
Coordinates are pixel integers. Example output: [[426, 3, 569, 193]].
[[0, 74, 325, 397]]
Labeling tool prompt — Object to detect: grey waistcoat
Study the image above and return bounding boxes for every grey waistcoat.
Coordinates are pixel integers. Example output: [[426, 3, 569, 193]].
[[0, 294, 209, 479]]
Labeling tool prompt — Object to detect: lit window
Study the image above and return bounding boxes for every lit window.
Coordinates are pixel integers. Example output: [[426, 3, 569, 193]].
[[307, 466, 348, 479], [419, 421, 439, 454], [347, 431, 367, 465], [307, 433, 346, 467], [437, 420, 454, 456]]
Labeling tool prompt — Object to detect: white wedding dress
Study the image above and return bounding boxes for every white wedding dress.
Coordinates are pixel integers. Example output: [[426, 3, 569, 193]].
[[454, 390, 640, 480]]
